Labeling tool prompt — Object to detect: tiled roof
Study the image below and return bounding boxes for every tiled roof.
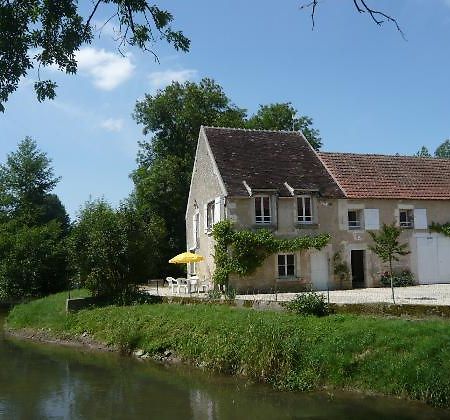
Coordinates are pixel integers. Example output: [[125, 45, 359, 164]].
[[203, 126, 344, 198], [318, 152, 450, 200]]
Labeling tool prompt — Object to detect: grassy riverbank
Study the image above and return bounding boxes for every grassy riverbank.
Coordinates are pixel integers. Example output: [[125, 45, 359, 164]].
[[6, 292, 450, 409]]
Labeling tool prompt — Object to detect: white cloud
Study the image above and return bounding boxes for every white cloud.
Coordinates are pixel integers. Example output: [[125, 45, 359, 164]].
[[100, 118, 124, 132], [148, 69, 198, 90], [75, 47, 135, 90]]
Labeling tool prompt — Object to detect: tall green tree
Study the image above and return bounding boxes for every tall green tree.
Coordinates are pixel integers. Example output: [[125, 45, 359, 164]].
[[0, 136, 62, 225], [0, 1, 189, 112], [435, 139, 450, 158], [368, 223, 410, 304], [414, 146, 432, 157], [0, 137, 69, 301], [246, 103, 322, 150]]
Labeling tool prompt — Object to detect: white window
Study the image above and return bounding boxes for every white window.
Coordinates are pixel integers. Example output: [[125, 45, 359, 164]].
[[278, 254, 295, 278], [348, 209, 362, 230], [255, 196, 271, 224], [192, 211, 200, 248], [399, 209, 414, 228], [206, 200, 215, 231], [297, 196, 313, 223]]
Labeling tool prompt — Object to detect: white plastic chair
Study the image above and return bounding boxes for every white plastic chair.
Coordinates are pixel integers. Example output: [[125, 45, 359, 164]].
[[176, 278, 189, 294], [166, 277, 177, 294]]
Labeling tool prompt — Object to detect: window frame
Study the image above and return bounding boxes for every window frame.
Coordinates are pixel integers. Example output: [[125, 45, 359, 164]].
[[193, 211, 200, 248], [399, 208, 414, 228], [348, 209, 362, 230], [277, 253, 296, 278], [254, 195, 272, 225], [297, 195, 313, 224], [206, 200, 215, 232]]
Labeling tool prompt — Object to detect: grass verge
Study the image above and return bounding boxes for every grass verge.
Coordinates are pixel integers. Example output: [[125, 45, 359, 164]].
[[6, 291, 450, 409]]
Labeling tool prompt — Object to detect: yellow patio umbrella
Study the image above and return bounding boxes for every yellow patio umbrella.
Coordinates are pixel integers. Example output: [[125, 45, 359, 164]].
[[169, 251, 204, 264]]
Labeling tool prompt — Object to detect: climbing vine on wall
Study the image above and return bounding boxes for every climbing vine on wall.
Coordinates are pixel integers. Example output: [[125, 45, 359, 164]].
[[211, 220, 331, 286], [429, 222, 450, 237]]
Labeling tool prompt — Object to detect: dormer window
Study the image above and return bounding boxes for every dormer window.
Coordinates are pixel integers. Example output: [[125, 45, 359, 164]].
[[297, 196, 313, 223], [255, 195, 271, 224]]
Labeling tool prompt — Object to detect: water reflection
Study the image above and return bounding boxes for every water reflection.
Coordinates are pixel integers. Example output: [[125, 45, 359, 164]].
[[1, 314, 449, 420]]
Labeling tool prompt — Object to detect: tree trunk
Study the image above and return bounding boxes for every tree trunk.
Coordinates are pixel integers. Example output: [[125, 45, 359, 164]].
[[389, 257, 395, 304]]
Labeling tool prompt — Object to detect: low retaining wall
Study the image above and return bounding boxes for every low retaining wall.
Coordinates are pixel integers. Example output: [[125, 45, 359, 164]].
[[67, 294, 450, 319]]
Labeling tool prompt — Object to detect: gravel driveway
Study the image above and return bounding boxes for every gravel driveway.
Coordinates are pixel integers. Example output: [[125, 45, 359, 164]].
[[145, 283, 450, 306], [236, 284, 450, 306]]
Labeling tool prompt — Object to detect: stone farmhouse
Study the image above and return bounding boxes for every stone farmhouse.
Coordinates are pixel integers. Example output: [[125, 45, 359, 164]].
[[185, 126, 450, 292]]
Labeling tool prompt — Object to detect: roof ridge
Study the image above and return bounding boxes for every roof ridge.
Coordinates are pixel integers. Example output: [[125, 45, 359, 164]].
[[319, 151, 450, 161], [202, 125, 302, 135]]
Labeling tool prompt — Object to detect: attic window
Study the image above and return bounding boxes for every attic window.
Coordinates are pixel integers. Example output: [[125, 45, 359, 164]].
[[255, 196, 271, 224]]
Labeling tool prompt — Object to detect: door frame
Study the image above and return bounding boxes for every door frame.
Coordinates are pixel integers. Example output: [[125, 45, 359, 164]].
[[347, 245, 369, 288]]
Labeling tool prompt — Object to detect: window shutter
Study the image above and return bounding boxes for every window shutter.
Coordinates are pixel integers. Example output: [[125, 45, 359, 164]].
[[203, 203, 208, 233], [364, 209, 380, 230], [214, 197, 221, 224], [414, 209, 428, 230]]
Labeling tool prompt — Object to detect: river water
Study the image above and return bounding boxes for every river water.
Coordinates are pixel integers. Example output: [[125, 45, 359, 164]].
[[0, 313, 449, 420]]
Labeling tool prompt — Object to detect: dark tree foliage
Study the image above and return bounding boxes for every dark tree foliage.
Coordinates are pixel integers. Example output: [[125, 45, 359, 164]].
[[435, 139, 450, 158], [0, 0, 189, 111], [0, 137, 69, 301], [0, 136, 62, 225], [414, 146, 432, 158], [0, 220, 68, 301], [69, 199, 165, 300], [246, 103, 322, 150]]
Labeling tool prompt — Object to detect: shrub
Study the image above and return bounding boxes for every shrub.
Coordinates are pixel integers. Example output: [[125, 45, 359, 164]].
[[282, 291, 330, 316], [206, 288, 222, 300], [224, 285, 236, 301], [380, 270, 415, 287]]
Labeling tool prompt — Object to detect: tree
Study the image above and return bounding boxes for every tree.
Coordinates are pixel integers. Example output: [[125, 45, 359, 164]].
[[435, 139, 450, 158], [0, 137, 69, 301], [69, 199, 165, 300], [0, 220, 68, 301], [368, 223, 410, 304], [415, 146, 432, 158], [246, 103, 322, 150], [0, 1, 189, 112], [301, 1, 404, 37], [0, 137, 63, 225]]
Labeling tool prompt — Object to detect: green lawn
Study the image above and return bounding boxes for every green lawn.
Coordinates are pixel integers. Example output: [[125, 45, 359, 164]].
[[6, 291, 450, 408]]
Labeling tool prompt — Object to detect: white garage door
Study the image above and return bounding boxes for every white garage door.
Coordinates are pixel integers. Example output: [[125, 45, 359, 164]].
[[417, 234, 450, 284], [310, 251, 329, 290]]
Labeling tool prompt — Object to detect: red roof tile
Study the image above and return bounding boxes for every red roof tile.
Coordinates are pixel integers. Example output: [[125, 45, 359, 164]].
[[318, 152, 450, 200]]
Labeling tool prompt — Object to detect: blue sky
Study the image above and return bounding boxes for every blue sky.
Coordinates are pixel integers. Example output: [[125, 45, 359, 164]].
[[1, 0, 450, 219]]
